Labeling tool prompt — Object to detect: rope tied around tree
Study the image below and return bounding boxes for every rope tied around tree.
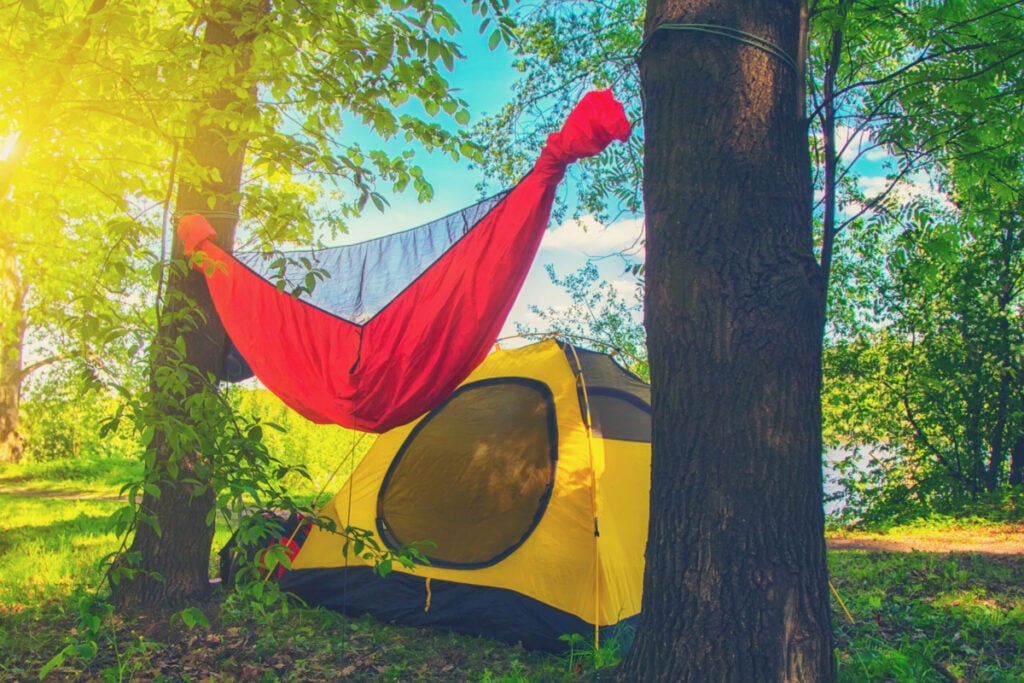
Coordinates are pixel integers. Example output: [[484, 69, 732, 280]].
[[637, 23, 798, 73]]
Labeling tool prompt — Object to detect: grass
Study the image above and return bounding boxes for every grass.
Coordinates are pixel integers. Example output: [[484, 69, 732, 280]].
[[0, 456, 137, 608], [0, 457, 583, 682], [2, 456, 1023, 681], [830, 549, 1024, 682]]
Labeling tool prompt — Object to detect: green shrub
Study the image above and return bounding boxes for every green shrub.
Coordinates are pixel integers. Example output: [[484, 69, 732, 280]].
[[227, 387, 375, 497], [21, 394, 137, 463]]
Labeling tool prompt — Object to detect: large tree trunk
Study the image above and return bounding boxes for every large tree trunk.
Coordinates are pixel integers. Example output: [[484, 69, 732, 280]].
[[0, 251, 26, 464], [622, 1, 834, 680], [111, 2, 257, 609]]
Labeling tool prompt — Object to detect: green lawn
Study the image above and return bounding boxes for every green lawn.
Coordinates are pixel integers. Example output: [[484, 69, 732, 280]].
[[831, 549, 1024, 681], [2, 456, 1022, 682]]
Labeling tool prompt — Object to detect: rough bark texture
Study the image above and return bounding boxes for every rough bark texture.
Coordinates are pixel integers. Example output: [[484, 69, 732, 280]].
[[112, 3, 256, 609], [0, 252, 26, 464], [621, 0, 835, 680]]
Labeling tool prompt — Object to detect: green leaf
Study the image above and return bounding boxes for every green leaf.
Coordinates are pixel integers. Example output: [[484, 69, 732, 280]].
[[39, 645, 72, 679], [176, 606, 210, 630]]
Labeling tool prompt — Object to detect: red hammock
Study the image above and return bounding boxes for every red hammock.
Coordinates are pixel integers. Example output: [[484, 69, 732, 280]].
[[180, 90, 631, 432]]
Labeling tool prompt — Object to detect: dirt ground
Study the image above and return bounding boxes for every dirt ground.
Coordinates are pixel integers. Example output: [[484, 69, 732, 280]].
[[827, 524, 1024, 555]]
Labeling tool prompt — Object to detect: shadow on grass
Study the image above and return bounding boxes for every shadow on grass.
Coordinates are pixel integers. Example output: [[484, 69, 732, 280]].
[[0, 503, 117, 558]]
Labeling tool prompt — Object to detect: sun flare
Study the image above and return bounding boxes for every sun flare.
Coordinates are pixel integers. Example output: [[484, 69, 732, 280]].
[[0, 132, 21, 162]]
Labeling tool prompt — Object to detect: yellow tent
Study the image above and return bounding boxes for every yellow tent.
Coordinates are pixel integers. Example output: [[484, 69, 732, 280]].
[[281, 339, 650, 651]]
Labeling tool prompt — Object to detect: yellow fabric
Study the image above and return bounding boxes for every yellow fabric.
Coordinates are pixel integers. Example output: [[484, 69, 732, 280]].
[[292, 339, 650, 626]]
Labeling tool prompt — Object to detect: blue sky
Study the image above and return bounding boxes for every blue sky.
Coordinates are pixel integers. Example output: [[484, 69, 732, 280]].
[[335, 4, 646, 340], [328, 3, 910, 343]]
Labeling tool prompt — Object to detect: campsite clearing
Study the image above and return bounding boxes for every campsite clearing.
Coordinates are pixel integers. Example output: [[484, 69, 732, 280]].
[[827, 524, 1024, 555], [3, 459, 1023, 682]]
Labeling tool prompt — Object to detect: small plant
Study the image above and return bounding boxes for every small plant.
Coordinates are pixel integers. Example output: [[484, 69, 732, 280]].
[[39, 592, 160, 682], [478, 665, 531, 683], [559, 625, 632, 676]]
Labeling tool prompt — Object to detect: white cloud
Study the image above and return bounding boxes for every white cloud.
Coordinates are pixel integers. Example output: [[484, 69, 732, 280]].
[[844, 170, 954, 219], [539, 215, 644, 258], [865, 146, 890, 163], [501, 215, 645, 339], [835, 125, 894, 173]]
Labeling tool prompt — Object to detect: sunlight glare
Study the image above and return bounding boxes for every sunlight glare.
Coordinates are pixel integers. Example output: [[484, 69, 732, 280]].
[[0, 131, 21, 161]]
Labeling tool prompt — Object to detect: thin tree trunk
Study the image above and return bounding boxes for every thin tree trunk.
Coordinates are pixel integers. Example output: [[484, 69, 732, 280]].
[[818, 28, 842, 291], [984, 224, 1017, 492], [0, 251, 26, 464], [1009, 434, 1024, 488], [0, 0, 108, 464], [111, 2, 257, 609], [623, 1, 834, 680]]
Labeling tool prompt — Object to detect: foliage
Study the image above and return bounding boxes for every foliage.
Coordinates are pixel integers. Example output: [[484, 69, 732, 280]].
[[826, 171, 1024, 509], [812, 1, 1024, 510], [559, 625, 633, 674], [4, 0, 521, 600], [516, 260, 647, 379], [100, 355, 319, 590], [471, 0, 644, 223], [479, 0, 1024, 522], [0, 0, 169, 462], [39, 591, 164, 683], [20, 391, 138, 463], [228, 387, 376, 496]]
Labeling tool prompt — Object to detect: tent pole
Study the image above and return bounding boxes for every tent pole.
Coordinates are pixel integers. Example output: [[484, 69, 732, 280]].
[[566, 343, 601, 653]]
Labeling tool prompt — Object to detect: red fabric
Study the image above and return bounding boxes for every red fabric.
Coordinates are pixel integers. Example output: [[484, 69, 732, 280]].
[[260, 537, 302, 581], [180, 90, 631, 432]]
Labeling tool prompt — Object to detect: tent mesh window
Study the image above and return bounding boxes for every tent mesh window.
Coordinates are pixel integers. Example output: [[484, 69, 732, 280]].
[[376, 378, 557, 568]]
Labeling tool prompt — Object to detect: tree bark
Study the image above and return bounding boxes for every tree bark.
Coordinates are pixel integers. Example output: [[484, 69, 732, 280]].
[[1009, 435, 1024, 488], [0, 251, 26, 464], [623, 1, 834, 680], [983, 224, 1018, 493], [111, 2, 257, 608]]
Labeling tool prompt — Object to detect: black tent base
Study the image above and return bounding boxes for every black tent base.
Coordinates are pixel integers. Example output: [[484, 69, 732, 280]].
[[279, 567, 638, 655]]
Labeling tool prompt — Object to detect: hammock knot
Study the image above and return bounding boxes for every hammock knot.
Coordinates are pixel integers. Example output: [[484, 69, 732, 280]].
[[179, 214, 217, 256], [533, 90, 631, 184]]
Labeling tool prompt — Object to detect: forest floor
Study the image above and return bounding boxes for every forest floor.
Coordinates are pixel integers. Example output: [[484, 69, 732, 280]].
[[826, 524, 1024, 554], [3, 466, 1023, 682]]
